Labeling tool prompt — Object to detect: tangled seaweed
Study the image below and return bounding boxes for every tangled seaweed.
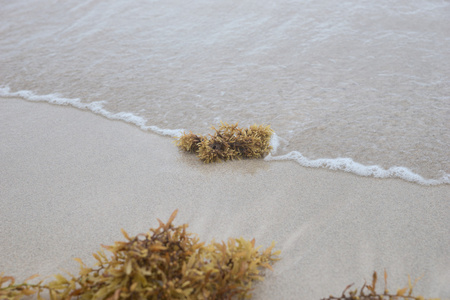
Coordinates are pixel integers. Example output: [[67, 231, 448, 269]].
[[322, 271, 441, 300], [175, 122, 273, 163], [1, 210, 280, 300]]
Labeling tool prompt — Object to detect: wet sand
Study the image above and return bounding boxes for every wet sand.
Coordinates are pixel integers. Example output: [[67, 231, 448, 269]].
[[1, 98, 449, 299]]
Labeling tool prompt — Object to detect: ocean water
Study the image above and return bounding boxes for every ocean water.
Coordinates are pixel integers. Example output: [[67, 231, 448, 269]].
[[1, 0, 449, 185]]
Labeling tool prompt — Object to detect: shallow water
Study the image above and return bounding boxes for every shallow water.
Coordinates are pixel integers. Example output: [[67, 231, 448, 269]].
[[1, 0, 449, 184]]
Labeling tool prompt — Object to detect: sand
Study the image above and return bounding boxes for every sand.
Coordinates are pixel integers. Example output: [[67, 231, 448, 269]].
[[1, 98, 449, 299]]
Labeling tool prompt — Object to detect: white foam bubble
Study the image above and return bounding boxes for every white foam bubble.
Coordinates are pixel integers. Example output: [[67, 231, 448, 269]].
[[269, 132, 280, 154], [265, 151, 450, 185], [0, 86, 184, 137]]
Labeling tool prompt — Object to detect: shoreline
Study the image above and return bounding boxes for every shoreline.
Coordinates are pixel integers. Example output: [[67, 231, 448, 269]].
[[1, 98, 449, 299], [2, 87, 448, 186]]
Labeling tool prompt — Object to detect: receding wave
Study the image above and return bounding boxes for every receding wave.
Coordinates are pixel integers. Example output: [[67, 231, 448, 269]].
[[2, 86, 448, 186]]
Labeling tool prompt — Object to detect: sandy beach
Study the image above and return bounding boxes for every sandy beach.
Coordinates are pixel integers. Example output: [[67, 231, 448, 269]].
[[1, 98, 449, 299]]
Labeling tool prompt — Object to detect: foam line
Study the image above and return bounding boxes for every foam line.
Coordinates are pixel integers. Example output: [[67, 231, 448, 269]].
[[265, 151, 450, 185], [0, 86, 184, 137]]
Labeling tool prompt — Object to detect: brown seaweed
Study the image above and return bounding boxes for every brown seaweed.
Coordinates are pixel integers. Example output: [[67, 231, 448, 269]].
[[0, 273, 41, 300], [321, 271, 441, 300], [1, 210, 280, 299], [175, 122, 273, 163], [174, 131, 204, 153]]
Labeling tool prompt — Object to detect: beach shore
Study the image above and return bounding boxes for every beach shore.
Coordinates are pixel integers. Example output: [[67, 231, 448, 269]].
[[1, 98, 449, 299]]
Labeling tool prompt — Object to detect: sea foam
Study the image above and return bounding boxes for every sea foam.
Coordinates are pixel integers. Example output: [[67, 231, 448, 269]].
[[0, 86, 183, 137], [2, 86, 449, 186], [265, 150, 450, 185]]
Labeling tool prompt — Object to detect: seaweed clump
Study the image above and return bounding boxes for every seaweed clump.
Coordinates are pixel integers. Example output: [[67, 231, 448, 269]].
[[175, 122, 274, 163], [322, 271, 441, 300], [1, 210, 280, 300]]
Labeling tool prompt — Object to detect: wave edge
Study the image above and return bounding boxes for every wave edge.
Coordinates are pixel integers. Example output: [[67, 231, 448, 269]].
[[2, 86, 448, 186]]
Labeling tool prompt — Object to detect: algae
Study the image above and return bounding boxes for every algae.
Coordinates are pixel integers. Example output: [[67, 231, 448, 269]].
[[1, 210, 280, 300], [321, 271, 441, 300], [175, 122, 273, 163]]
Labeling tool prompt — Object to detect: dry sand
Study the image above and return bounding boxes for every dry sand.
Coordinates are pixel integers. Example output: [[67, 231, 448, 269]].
[[1, 98, 449, 299]]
